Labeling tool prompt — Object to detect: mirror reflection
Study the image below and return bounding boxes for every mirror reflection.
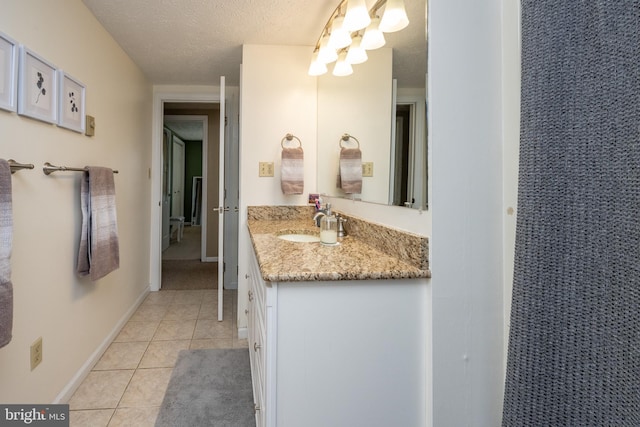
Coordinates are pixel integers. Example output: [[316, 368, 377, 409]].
[[316, 0, 427, 209]]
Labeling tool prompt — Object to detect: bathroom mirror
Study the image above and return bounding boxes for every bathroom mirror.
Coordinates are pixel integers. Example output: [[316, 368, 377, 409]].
[[316, 0, 427, 209]]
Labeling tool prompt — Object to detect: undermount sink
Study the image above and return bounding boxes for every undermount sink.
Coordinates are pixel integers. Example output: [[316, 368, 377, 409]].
[[277, 233, 320, 243]]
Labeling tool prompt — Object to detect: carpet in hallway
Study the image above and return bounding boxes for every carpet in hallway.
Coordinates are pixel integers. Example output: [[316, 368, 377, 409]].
[[161, 260, 217, 290], [155, 348, 255, 427]]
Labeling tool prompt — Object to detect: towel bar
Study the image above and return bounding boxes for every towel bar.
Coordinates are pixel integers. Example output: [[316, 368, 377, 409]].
[[7, 159, 35, 173], [43, 162, 119, 175]]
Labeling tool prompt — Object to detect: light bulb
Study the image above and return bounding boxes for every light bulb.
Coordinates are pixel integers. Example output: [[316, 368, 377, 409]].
[[345, 35, 368, 65], [333, 51, 353, 76], [361, 16, 386, 50], [379, 0, 409, 33], [343, 0, 371, 32], [328, 15, 352, 49]]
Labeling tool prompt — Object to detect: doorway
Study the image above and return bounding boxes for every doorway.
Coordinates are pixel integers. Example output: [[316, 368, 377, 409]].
[[163, 114, 209, 262], [151, 86, 240, 323]]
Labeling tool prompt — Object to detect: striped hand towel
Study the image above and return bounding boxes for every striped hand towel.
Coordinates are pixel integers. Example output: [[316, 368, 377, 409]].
[[339, 147, 362, 194], [77, 167, 120, 281], [281, 147, 304, 195], [0, 159, 13, 348]]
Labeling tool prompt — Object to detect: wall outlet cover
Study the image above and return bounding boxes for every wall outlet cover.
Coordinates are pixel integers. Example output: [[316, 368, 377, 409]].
[[259, 162, 274, 177], [362, 162, 374, 177]]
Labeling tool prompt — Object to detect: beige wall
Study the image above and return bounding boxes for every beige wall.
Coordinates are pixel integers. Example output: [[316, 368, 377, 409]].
[[0, 0, 152, 402]]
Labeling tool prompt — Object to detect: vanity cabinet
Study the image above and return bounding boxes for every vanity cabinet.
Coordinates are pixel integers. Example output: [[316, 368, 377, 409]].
[[247, 248, 427, 427]]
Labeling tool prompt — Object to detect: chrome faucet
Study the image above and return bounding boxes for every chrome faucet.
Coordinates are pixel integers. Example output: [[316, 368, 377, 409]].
[[313, 203, 332, 227], [313, 211, 326, 227]]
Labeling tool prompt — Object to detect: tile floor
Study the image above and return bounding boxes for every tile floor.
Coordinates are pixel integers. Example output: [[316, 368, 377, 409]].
[[68, 289, 246, 427]]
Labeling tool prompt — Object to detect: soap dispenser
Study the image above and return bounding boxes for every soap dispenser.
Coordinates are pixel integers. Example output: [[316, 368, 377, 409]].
[[319, 203, 338, 245]]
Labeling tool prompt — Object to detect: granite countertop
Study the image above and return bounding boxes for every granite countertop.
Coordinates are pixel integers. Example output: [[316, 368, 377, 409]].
[[248, 218, 430, 282]]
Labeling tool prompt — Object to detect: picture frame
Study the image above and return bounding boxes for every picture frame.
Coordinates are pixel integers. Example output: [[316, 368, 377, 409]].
[[57, 70, 85, 133], [0, 32, 18, 112], [18, 46, 57, 124]]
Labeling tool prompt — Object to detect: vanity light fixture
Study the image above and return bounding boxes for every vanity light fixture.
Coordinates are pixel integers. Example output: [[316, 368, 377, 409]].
[[329, 15, 352, 49], [308, 50, 329, 76], [345, 34, 368, 64], [379, 0, 410, 32], [333, 51, 354, 76], [308, 0, 409, 76], [360, 16, 386, 50], [317, 33, 339, 64], [343, 0, 371, 32]]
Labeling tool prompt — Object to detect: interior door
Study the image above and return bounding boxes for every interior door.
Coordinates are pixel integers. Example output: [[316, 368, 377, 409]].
[[171, 135, 185, 217], [162, 129, 171, 251], [216, 76, 226, 321]]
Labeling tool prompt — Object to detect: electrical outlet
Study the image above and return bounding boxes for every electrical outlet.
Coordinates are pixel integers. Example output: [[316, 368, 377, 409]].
[[30, 337, 42, 371], [259, 162, 274, 177], [362, 162, 374, 177]]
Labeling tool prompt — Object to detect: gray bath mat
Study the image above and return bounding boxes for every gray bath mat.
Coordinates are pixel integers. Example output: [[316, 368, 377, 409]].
[[503, 1, 640, 426], [155, 348, 256, 427]]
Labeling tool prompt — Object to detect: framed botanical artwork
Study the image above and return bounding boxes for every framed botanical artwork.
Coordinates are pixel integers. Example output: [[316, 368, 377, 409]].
[[0, 32, 18, 112], [18, 46, 57, 124], [57, 71, 85, 133]]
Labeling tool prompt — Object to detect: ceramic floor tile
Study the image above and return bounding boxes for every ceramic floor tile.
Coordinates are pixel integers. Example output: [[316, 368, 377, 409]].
[[171, 290, 206, 305], [163, 303, 201, 321], [201, 290, 217, 304], [68, 370, 134, 410], [108, 407, 159, 427], [152, 319, 196, 341], [128, 304, 169, 322], [69, 409, 114, 427], [93, 342, 148, 371], [197, 303, 220, 320], [189, 338, 234, 349], [114, 321, 159, 342], [139, 340, 191, 368], [118, 368, 173, 408], [141, 291, 176, 306], [192, 318, 234, 339]]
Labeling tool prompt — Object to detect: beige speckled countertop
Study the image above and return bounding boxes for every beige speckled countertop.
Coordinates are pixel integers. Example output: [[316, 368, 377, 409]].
[[248, 212, 431, 282]]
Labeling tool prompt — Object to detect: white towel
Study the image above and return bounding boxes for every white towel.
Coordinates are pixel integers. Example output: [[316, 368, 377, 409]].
[[281, 147, 304, 195], [77, 167, 120, 281], [339, 148, 362, 194], [0, 159, 13, 348]]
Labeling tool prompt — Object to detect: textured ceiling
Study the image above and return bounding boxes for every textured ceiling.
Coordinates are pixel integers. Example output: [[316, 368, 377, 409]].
[[82, 0, 426, 87]]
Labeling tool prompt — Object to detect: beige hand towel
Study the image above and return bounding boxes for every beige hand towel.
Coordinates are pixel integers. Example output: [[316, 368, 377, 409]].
[[77, 167, 120, 281], [281, 147, 304, 195], [0, 159, 13, 348], [339, 148, 362, 194]]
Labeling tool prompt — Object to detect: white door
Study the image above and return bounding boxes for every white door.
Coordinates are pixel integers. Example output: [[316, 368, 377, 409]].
[[162, 129, 171, 251], [216, 76, 226, 321], [171, 136, 185, 217]]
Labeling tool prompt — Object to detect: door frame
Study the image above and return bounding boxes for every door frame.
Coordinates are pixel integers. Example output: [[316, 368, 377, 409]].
[[164, 115, 209, 262], [150, 89, 222, 292]]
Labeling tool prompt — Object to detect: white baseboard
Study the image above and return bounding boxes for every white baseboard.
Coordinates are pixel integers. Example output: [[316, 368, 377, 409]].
[[53, 287, 150, 404], [204, 257, 218, 262], [237, 327, 248, 340]]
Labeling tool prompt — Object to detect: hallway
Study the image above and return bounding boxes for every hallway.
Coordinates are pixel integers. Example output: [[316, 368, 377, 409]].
[[68, 289, 245, 426]]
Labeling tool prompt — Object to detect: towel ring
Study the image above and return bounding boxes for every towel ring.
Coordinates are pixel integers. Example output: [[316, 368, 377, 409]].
[[339, 133, 360, 149], [281, 133, 302, 149]]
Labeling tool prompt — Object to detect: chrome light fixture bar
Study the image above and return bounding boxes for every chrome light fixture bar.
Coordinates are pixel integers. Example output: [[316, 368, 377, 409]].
[[308, 0, 409, 77]]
